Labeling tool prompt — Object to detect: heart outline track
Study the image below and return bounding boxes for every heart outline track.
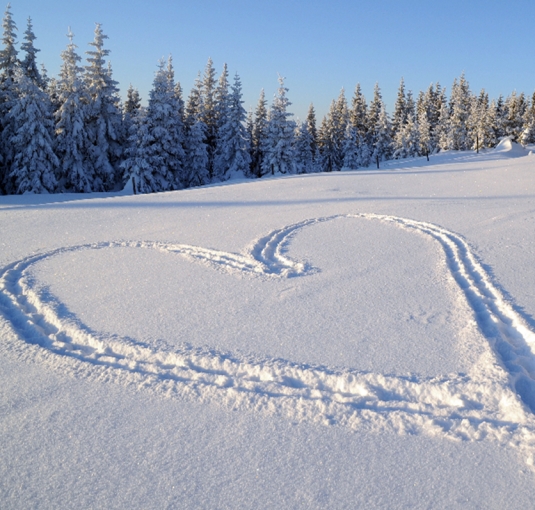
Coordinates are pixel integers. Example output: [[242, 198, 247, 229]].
[[2, 213, 535, 463]]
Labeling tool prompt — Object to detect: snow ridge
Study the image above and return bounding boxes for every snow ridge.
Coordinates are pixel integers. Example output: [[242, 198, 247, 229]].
[[1, 214, 535, 463]]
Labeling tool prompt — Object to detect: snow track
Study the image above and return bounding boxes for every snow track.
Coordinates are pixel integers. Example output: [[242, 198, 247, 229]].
[[2, 213, 535, 462]]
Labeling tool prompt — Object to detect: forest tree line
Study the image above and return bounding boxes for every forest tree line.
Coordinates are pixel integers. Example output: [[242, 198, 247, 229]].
[[0, 5, 534, 195]]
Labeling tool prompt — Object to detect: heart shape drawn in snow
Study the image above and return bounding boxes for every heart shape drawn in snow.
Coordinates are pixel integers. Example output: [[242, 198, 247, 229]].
[[2, 213, 535, 464]]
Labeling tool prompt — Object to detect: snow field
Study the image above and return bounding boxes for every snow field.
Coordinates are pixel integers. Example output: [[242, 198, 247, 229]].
[[2, 212, 535, 466], [2, 147, 535, 508]]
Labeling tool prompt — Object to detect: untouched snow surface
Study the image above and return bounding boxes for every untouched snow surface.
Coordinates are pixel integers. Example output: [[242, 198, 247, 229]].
[[1, 146, 535, 508]]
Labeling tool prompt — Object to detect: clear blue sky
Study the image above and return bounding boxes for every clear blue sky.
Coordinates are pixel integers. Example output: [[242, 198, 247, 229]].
[[7, 0, 535, 121]]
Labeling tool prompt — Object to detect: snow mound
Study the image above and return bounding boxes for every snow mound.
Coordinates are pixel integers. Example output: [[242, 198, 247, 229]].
[[494, 136, 526, 157]]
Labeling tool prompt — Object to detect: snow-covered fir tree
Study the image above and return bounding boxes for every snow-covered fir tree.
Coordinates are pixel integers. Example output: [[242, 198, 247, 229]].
[[251, 89, 268, 177], [121, 58, 186, 193], [261, 75, 297, 175], [348, 83, 370, 166], [306, 103, 318, 156], [520, 91, 535, 145], [492, 95, 506, 142], [448, 73, 472, 150], [371, 102, 391, 168], [468, 90, 493, 152], [20, 17, 43, 88], [83, 23, 123, 190], [367, 83, 391, 161], [503, 91, 527, 141], [200, 57, 217, 179], [183, 73, 209, 187], [417, 105, 432, 160], [213, 73, 251, 180], [392, 109, 419, 159], [122, 84, 141, 147], [392, 77, 407, 138], [0, 3, 19, 193], [7, 69, 58, 193], [54, 30, 93, 192], [294, 120, 315, 173], [342, 123, 362, 169]]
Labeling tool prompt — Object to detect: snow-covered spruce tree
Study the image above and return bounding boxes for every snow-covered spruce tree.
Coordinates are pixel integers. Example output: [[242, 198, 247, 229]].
[[7, 69, 58, 193], [214, 63, 229, 131], [520, 91, 535, 146], [213, 73, 251, 180], [492, 95, 506, 142], [260, 75, 297, 175], [348, 83, 370, 166], [342, 123, 361, 169], [417, 105, 432, 160], [448, 73, 472, 151], [294, 120, 315, 173], [392, 77, 407, 139], [83, 23, 123, 191], [122, 84, 141, 143], [350, 83, 368, 138], [55, 30, 93, 192], [371, 103, 391, 168], [317, 90, 347, 172], [503, 91, 527, 142], [392, 108, 419, 160], [317, 107, 335, 172], [333, 88, 348, 170], [468, 90, 493, 152], [367, 83, 392, 161], [183, 74, 209, 188], [251, 89, 267, 177], [200, 57, 217, 179], [306, 103, 318, 156], [20, 17, 43, 88], [0, 3, 19, 193], [121, 59, 186, 193], [437, 97, 452, 151]]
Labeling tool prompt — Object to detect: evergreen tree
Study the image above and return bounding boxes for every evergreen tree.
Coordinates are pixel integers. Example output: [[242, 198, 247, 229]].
[[183, 117, 209, 187], [201, 57, 217, 178], [121, 59, 186, 193], [449, 73, 472, 150], [294, 120, 315, 173], [55, 30, 93, 192], [492, 95, 506, 142], [418, 106, 432, 160], [342, 124, 362, 169], [20, 17, 42, 88], [306, 103, 317, 155], [371, 103, 391, 168], [0, 3, 18, 192], [213, 73, 251, 180], [348, 84, 370, 167], [392, 110, 419, 159], [520, 91, 535, 145], [124, 84, 141, 117], [437, 98, 452, 151], [7, 69, 58, 193], [504, 91, 527, 141], [214, 63, 229, 131], [84, 23, 123, 190], [349, 83, 368, 139], [261, 75, 297, 175], [122, 84, 141, 147], [468, 89, 493, 152], [251, 89, 267, 177], [392, 77, 407, 138], [182, 72, 209, 186]]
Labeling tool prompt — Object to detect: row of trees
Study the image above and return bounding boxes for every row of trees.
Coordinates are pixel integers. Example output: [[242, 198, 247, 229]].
[[0, 5, 534, 195]]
